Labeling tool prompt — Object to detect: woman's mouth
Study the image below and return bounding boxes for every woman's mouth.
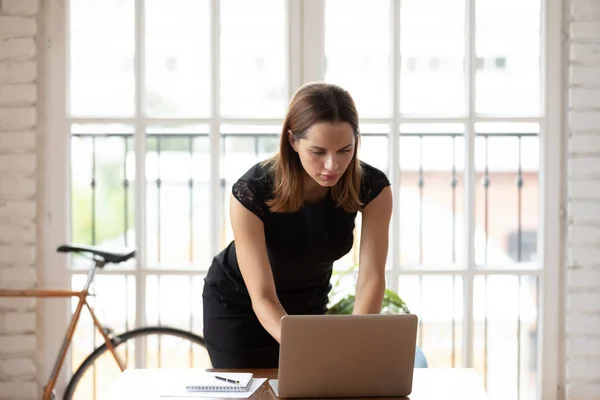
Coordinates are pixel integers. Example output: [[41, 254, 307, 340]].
[[320, 173, 339, 181]]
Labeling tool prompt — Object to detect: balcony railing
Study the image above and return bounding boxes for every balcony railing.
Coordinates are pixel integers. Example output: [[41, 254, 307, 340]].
[[70, 131, 540, 400]]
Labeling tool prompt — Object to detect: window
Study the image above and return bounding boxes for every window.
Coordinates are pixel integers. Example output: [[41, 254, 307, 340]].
[[53, 1, 557, 399]]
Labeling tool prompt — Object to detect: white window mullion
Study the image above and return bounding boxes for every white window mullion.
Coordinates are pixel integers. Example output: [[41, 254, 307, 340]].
[[389, 0, 401, 294], [209, 0, 222, 257], [43, 0, 72, 392], [287, 0, 303, 97], [463, 0, 477, 369], [66, 115, 546, 125], [539, 0, 564, 399], [302, 0, 325, 83], [133, 0, 147, 369]]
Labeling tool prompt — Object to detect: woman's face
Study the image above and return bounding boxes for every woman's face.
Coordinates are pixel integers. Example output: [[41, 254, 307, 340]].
[[290, 121, 356, 188]]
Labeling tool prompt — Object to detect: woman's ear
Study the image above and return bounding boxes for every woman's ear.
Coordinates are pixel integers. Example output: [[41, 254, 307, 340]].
[[288, 130, 298, 152]]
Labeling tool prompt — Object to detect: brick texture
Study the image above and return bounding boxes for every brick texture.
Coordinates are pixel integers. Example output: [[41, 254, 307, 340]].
[[0, 1, 39, 399], [0, 0, 39, 17], [566, 1, 600, 399]]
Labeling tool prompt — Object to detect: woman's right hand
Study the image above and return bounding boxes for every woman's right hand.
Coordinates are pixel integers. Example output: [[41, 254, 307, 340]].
[[229, 193, 287, 343]]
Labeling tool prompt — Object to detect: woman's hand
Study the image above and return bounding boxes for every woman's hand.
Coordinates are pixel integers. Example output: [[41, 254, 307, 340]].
[[353, 186, 393, 314], [230, 193, 287, 343]]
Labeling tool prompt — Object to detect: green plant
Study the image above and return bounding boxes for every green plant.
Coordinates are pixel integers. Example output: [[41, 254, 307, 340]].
[[326, 264, 411, 315]]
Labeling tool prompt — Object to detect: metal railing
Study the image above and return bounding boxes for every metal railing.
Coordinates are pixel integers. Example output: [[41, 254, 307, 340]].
[[70, 131, 540, 399]]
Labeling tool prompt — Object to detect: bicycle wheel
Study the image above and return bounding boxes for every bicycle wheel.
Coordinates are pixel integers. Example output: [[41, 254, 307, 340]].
[[64, 326, 208, 400]]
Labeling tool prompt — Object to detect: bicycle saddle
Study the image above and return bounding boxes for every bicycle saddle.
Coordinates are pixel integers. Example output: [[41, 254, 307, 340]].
[[57, 244, 136, 264]]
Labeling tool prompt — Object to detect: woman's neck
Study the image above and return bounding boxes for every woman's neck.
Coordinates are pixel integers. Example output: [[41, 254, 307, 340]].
[[303, 173, 329, 203]]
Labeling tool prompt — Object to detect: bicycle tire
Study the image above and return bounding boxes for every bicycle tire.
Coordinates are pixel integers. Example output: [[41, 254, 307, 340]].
[[63, 326, 206, 400]]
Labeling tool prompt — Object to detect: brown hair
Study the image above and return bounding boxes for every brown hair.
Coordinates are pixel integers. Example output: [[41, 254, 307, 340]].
[[263, 82, 362, 213]]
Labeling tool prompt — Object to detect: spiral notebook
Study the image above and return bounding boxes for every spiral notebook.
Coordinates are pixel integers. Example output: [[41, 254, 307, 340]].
[[184, 372, 254, 393]]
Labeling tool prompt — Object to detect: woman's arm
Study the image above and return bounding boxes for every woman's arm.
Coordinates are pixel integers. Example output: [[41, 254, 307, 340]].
[[353, 185, 393, 314], [230, 193, 287, 343]]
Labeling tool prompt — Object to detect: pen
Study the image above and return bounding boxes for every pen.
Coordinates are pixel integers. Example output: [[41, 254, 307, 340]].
[[215, 375, 240, 384]]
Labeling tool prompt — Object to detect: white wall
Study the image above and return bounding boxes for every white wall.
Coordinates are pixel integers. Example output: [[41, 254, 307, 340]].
[[0, 0, 41, 398], [565, 0, 600, 399]]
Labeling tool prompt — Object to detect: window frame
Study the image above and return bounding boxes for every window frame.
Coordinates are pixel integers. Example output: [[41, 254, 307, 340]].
[[41, 1, 564, 398]]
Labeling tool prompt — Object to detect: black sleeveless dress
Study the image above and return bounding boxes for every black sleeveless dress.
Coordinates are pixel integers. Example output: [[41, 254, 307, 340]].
[[202, 160, 390, 368]]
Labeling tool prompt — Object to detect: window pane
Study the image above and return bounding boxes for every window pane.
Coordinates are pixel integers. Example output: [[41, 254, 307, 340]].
[[145, 275, 205, 334], [476, 0, 541, 114], [325, 0, 392, 118], [474, 275, 539, 400], [474, 123, 539, 266], [144, 275, 211, 371], [145, 126, 210, 268], [220, 0, 287, 118], [69, 0, 134, 116], [145, 0, 210, 117], [400, 0, 465, 115], [398, 275, 464, 368], [359, 128, 390, 174], [70, 125, 136, 268], [399, 124, 465, 267], [70, 275, 136, 400], [335, 126, 390, 272], [328, 270, 358, 310], [220, 126, 280, 248]]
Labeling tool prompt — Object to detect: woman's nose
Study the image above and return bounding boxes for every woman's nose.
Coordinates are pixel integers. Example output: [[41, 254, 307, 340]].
[[324, 155, 338, 171]]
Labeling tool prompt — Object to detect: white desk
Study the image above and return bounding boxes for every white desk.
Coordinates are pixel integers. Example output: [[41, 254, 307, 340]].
[[105, 368, 489, 399]]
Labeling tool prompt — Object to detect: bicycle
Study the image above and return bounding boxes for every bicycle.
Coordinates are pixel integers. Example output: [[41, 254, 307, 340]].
[[0, 244, 208, 400]]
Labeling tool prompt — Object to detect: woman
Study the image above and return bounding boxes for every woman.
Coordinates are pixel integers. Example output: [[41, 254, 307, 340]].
[[202, 82, 393, 368]]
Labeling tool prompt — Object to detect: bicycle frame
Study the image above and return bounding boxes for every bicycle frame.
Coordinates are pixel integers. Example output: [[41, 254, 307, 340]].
[[0, 259, 126, 400]]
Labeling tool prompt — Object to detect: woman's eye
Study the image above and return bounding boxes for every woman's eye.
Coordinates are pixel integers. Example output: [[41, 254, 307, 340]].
[[311, 151, 324, 155]]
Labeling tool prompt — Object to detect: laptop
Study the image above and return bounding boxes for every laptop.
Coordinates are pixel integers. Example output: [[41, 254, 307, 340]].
[[268, 313, 418, 398]]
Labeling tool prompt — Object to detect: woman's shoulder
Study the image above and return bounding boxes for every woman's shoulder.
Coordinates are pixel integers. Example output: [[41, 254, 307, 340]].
[[230, 160, 274, 220], [236, 160, 274, 191], [359, 160, 389, 182], [358, 160, 391, 208]]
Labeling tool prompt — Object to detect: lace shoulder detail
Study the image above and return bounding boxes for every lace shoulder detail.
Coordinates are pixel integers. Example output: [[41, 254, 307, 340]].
[[232, 179, 265, 220], [360, 162, 391, 208]]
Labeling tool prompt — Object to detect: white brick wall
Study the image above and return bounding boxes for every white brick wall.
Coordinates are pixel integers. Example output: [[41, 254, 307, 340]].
[[566, 1, 600, 399], [0, 0, 40, 399]]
